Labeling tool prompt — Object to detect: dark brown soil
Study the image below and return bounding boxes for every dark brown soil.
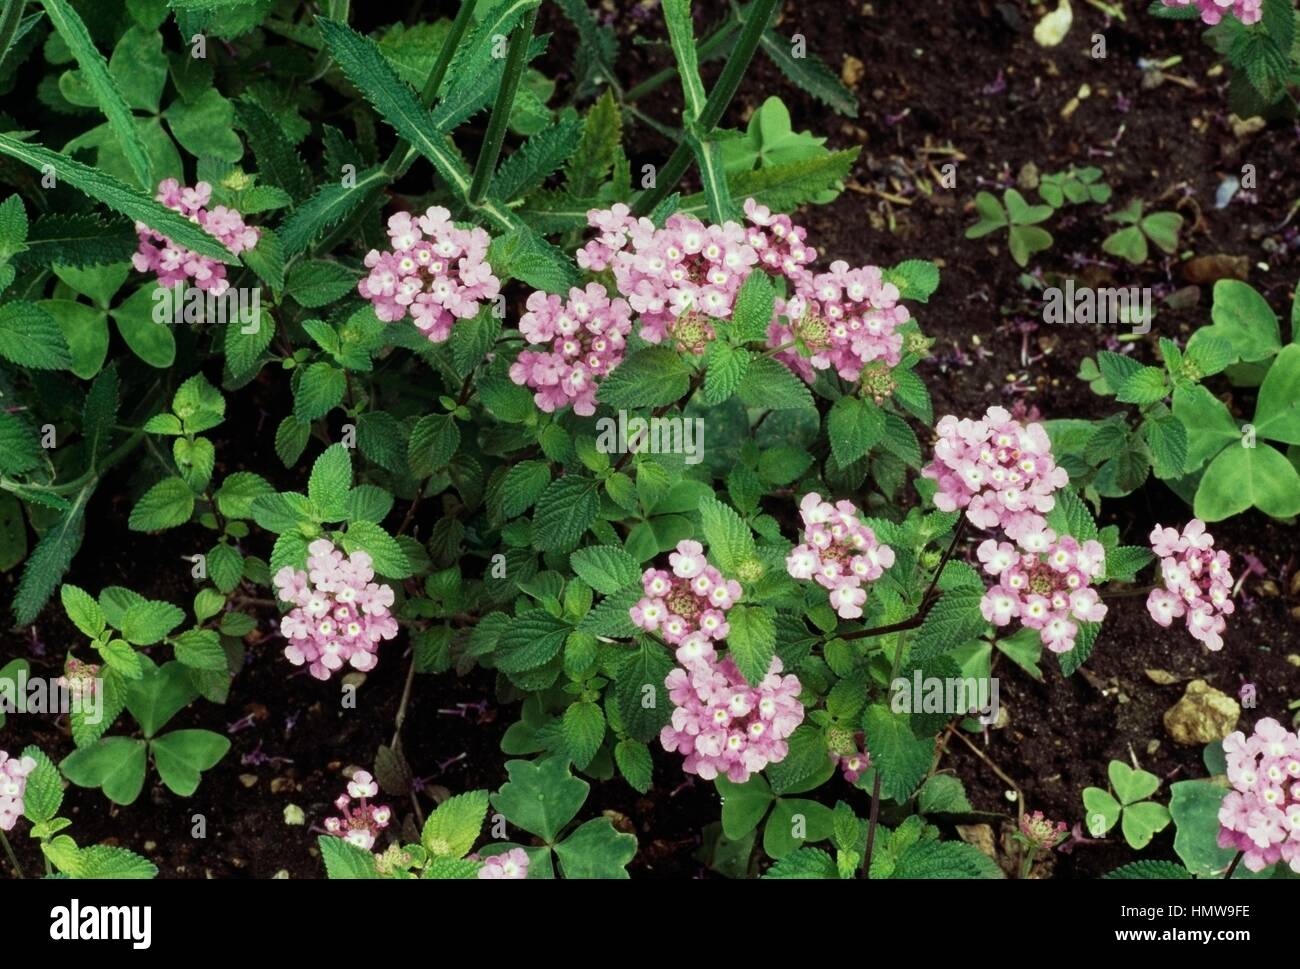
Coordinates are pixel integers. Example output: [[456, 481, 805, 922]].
[[3, 0, 1298, 879]]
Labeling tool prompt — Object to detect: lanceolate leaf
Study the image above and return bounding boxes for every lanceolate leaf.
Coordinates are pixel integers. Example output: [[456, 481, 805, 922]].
[[0, 136, 236, 262]]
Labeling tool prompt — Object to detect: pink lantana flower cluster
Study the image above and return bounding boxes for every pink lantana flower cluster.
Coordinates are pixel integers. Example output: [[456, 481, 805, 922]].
[[1146, 519, 1235, 651], [508, 283, 633, 416], [477, 847, 530, 879], [578, 204, 759, 350], [1217, 718, 1300, 874], [0, 750, 37, 831], [922, 406, 1069, 541], [630, 540, 742, 660], [976, 527, 1107, 653], [357, 207, 500, 342], [1160, 0, 1262, 25], [324, 770, 392, 851], [767, 264, 912, 383], [132, 179, 260, 296], [661, 652, 805, 783], [785, 493, 895, 619], [273, 539, 399, 681]]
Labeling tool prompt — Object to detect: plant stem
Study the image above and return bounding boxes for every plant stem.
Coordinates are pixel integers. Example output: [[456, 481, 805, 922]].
[[863, 629, 911, 876], [632, 0, 780, 217], [623, 17, 741, 102], [0, 829, 23, 879], [1224, 850, 1243, 879], [467, 7, 537, 206]]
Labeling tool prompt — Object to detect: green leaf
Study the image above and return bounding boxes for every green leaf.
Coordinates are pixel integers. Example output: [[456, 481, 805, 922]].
[[612, 639, 675, 742], [703, 342, 750, 404], [762, 846, 837, 879], [596, 347, 691, 408], [613, 739, 653, 794], [111, 284, 176, 368], [759, 29, 858, 117], [19, 745, 63, 823], [890, 836, 1004, 878], [40, 0, 153, 189], [408, 414, 461, 478], [1043, 487, 1098, 542], [1144, 415, 1189, 479], [553, 816, 636, 878], [726, 605, 776, 684], [120, 599, 184, 645], [173, 629, 227, 671], [234, 95, 309, 200], [715, 149, 860, 213], [1170, 779, 1234, 877], [341, 521, 412, 578], [279, 166, 386, 259], [75, 844, 158, 879], [13, 487, 91, 625], [1122, 801, 1172, 850], [912, 590, 986, 662], [562, 700, 606, 770], [531, 476, 599, 553], [569, 545, 640, 595], [150, 728, 230, 796], [1194, 442, 1300, 521], [697, 494, 758, 575], [286, 259, 359, 308], [0, 412, 39, 475], [763, 798, 834, 860], [1082, 786, 1121, 834], [318, 835, 380, 878], [827, 396, 885, 465], [716, 774, 775, 840], [0, 135, 233, 262], [491, 756, 588, 843], [61, 583, 106, 638], [883, 259, 940, 303], [124, 658, 198, 737], [1253, 343, 1300, 444], [767, 725, 836, 796], [491, 115, 583, 202], [1008, 225, 1053, 267], [421, 789, 489, 859], [1116, 367, 1169, 405], [863, 705, 932, 802], [60, 737, 147, 805], [1110, 760, 1161, 805], [1206, 280, 1281, 363], [736, 356, 813, 410], [1173, 383, 1239, 471], [496, 611, 572, 674], [294, 362, 345, 421], [1105, 860, 1193, 880], [308, 444, 352, 521], [0, 301, 73, 369], [128, 476, 194, 531]]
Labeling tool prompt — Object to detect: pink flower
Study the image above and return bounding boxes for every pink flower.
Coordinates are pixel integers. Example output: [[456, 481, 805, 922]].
[[325, 769, 392, 852], [1160, 0, 1262, 26], [1216, 718, 1300, 874], [660, 654, 804, 783], [1144, 519, 1235, 651], [1019, 811, 1068, 850], [630, 540, 742, 658], [766, 263, 910, 383], [0, 750, 38, 832], [507, 284, 632, 416], [577, 206, 760, 349], [358, 207, 500, 343], [273, 539, 399, 680], [478, 847, 530, 879], [921, 406, 1069, 540], [785, 493, 894, 619], [132, 179, 260, 295], [976, 528, 1107, 654]]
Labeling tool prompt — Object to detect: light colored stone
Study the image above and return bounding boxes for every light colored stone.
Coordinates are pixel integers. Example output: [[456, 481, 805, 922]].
[[1163, 679, 1240, 745]]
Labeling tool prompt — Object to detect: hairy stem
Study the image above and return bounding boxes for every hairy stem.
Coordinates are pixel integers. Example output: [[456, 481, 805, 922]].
[[863, 629, 911, 876], [0, 829, 23, 879], [467, 7, 537, 206], [632, 0, 779, 217]]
